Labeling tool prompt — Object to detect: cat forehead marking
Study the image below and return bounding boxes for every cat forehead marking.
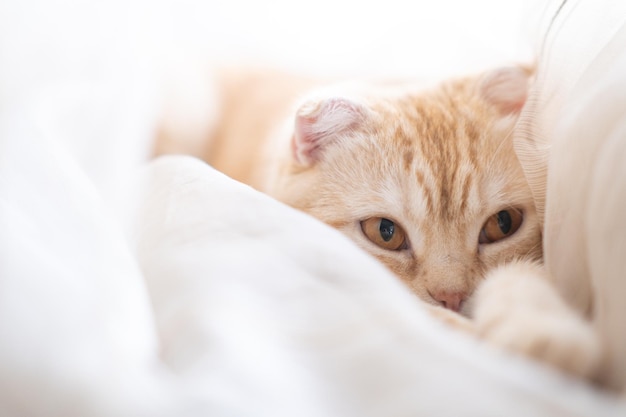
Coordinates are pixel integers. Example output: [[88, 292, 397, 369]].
[[375, 93, 488, 224]]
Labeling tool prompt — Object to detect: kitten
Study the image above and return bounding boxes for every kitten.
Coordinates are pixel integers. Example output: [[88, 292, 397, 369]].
[[155, 66, 601, 380], [263, 67, 543, 315], [160, 67, 543, 311]]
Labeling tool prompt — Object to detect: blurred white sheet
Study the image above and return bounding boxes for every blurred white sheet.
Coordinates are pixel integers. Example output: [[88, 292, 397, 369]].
[[128, 155, 626, 417]]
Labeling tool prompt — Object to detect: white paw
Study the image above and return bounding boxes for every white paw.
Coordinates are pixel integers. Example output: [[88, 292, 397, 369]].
[[472, 262, 602, 379]]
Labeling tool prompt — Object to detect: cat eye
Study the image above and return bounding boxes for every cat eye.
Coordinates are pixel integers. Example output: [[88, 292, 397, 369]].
[[360, 217, 407, 251], [479, 208, 523, 244]]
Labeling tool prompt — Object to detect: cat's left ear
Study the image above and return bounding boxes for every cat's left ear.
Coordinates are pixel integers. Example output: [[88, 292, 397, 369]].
[[292, 96, 369, 166], [480, 66, 533, 115]]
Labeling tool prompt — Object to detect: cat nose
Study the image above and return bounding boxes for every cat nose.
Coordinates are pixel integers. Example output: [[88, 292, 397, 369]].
[[429, 290, 466, 312]]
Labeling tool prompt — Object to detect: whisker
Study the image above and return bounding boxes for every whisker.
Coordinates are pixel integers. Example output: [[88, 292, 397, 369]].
[[482, 120, 517, 176]]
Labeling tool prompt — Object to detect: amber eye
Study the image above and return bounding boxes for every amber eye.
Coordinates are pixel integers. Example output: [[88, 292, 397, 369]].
[[360, 217, 407, 251], [479, 209, 523, 244]]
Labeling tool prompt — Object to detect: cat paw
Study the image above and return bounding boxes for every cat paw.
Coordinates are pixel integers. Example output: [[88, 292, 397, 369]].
[[471, 262, 602, 379]]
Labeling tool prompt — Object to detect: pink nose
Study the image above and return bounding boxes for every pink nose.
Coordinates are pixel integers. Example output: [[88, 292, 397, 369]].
[[430, 291, 466, 312]]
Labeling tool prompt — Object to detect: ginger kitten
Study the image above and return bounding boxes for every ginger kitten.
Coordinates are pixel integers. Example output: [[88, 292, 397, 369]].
[[263, 67, 543, 315], [156, 66, 601, 381], [159, 67, 542, 312]]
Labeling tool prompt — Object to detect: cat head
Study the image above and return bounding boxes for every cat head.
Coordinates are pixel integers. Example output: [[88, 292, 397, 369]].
[[271, 66, 542, 314]]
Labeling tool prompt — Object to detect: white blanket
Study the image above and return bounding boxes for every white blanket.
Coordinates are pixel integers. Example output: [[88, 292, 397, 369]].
[[1, 0, 625, 415]]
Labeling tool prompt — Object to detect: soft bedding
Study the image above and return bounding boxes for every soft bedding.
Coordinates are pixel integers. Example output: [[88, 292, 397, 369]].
[[1, 0, 626, 415]]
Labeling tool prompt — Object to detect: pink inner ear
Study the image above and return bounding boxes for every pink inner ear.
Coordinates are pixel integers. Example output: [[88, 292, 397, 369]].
[[480, 66, 532, 115], [292, 97, 366, 166]]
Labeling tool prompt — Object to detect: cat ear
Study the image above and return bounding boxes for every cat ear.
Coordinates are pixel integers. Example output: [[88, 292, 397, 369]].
[[480, 66, 533, 115], [292, 97, 368, 166]]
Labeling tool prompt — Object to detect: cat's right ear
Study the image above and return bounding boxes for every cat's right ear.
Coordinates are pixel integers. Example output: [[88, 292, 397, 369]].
[[480, 66, 533, 115], [292, 97, 368, 166]]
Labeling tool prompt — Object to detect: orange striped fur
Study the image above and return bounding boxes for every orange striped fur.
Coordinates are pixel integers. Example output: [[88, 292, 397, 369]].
[[156, 67, 543, 313]]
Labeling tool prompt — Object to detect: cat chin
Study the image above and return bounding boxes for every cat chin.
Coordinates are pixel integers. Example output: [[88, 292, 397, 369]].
[[458, 297, 476, 319], [423, 304, 475, 334]]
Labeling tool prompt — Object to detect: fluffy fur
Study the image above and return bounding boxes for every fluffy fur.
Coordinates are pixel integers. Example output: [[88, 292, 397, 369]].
[[155, 66, 601, 382], [264, 68, 543, 314]]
